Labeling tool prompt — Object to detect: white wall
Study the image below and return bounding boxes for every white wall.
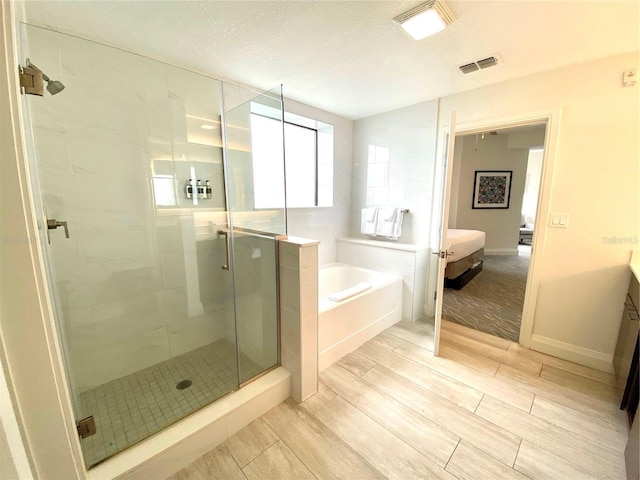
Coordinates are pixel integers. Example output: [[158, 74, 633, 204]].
[[522, 149, 544, 223], [447, 136, 464, 229], [351, 100, 439, 245], [285, 99, 353, 265], [452, 133, 529, 253], [439, 52, 640, 368]]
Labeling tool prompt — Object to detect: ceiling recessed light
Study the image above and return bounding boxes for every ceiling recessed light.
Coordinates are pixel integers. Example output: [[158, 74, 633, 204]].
[[393, 0, 455, 41], [201, 124, 216, 130]]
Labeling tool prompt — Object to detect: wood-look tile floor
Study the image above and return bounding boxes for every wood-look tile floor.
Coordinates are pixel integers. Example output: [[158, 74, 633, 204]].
[[168, 320, 628, 480]]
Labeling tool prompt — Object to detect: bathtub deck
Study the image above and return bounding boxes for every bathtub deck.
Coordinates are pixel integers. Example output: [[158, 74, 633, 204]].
[[168, 320, 627, 480]]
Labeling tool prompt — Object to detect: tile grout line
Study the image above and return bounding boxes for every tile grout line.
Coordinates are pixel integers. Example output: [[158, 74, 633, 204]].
[[511, 438, 536, 480], [225, 443, 249, 480], [443, 439, 460, 471], [277, 438, 322, 480], [512, 438, 523, 468]]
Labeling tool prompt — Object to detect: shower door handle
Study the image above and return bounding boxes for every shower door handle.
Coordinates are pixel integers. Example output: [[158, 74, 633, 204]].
[[217, 229, 231, 271]]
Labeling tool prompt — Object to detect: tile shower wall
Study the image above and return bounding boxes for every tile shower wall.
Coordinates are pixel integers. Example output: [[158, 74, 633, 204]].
[[24, 25, 233, 393], [351, 100, 439, 245]]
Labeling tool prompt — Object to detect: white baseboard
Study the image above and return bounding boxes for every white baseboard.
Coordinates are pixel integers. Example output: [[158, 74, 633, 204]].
[[484, 248, 519, 256], [89, 368, 291, 480], [529, 334, 614, 373]]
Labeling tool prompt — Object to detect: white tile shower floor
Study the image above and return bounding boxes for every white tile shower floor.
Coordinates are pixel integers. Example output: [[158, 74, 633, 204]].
[[78, 339, 263, 467]]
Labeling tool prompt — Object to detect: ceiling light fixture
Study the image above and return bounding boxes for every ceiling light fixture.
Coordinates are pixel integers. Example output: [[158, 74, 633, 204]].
[[200, 124, 216, 130], [393, 0, 455, 40]]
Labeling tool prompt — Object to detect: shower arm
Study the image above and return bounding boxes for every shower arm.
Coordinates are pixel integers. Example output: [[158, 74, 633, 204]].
[[25, 59, 50, 80]]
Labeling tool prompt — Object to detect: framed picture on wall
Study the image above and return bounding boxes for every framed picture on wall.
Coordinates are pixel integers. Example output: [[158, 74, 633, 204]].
[[472, 170, 512, 209]]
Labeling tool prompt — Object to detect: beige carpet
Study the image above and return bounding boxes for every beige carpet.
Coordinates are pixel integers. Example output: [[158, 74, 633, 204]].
[[443, 248, 530, 342]]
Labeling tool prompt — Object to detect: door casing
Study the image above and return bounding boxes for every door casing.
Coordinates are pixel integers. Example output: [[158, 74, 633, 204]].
[[429, 108, 562, 353]]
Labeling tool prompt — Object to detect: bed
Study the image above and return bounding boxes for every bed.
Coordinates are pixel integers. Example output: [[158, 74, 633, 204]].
[[445, 229, 485, 289]]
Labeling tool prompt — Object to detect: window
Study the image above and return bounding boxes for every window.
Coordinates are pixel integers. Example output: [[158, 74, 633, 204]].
[[250, 109, 333, 209]]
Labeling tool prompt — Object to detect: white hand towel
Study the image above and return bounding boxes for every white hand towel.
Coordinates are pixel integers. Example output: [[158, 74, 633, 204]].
[[328, 282, 372, 302], [375, 207, 398, 237], [361, 207, 378, 235], [378, 207, 397, 222], [375, 207, 405, 239], [392, 210, 405, 239]]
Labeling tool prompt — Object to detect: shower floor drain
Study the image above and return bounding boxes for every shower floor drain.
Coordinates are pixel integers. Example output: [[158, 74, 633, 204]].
[[175, 380, 192, 390]]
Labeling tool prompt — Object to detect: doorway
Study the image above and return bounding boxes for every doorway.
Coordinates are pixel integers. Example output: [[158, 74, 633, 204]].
[[426, 108, 561, 356], [443, 125, 546, 342]]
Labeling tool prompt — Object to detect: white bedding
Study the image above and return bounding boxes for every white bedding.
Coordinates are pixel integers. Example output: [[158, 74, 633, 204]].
[[446, 229, 486, 263]]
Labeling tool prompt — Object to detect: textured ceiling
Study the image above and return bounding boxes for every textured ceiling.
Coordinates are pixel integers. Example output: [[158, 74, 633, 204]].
[[21, 1, 640, 119]]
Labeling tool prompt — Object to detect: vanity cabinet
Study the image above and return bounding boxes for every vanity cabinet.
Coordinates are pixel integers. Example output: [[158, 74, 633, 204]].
[[614, 270, 639, 480], [614, 273, 639, 421]]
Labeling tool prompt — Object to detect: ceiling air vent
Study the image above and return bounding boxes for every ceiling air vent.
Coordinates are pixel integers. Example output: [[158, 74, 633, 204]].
[[459, 63, 479, 74], [458, 54, 501, 74], [477, 56, 498, 69]]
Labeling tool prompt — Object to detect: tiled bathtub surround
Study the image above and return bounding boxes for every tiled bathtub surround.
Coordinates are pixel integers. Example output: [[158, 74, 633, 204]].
[[350, 100, 439, 246], [318, 263, 402, 371], [279, 238, 319, 402], [336, 238, 429, 321]]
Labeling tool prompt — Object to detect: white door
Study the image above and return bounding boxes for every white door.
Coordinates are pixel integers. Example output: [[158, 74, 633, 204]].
[[432, 112, 456, 355]]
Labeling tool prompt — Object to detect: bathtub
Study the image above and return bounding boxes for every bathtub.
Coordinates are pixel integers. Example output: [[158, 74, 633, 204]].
[[318, 263, 402, 371]]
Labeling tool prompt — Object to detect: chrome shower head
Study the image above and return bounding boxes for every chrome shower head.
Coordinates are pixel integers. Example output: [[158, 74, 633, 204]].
[[46, 80, 65, 95], [25, 59, 65, 96]]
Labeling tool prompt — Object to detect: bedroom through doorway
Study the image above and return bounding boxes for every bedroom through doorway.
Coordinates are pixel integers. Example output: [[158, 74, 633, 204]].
[[442, 124, 546, 342]]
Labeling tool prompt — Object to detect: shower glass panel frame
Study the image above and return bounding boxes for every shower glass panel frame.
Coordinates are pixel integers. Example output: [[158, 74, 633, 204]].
[[222, 84, 286, 385], [19, 23, 285, 469]]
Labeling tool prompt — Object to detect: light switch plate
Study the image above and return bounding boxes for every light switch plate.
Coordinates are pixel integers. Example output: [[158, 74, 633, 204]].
[[550, 213, 569, 228]]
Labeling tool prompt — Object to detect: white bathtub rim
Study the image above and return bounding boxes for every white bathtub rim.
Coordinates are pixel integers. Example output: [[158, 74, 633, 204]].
[[319, 262, 401, 314], [336, 237, 429, 252]]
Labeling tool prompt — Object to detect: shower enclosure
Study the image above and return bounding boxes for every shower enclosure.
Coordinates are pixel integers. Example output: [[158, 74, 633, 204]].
[[20, 24, 286, 468]]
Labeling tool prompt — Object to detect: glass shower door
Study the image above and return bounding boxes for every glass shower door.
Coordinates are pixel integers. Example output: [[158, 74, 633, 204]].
[[222, 85, 286, 383], [20, 24, 240, 468]]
